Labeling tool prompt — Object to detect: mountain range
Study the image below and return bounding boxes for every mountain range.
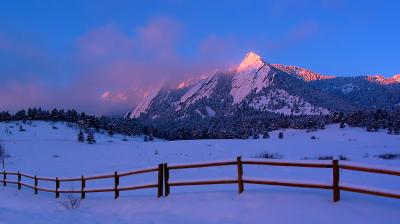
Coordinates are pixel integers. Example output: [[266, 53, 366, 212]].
[[126, 52, 400, 122]]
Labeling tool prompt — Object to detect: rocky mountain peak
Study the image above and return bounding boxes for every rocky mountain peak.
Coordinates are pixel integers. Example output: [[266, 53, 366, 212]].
[[237, 52, 266, 72]]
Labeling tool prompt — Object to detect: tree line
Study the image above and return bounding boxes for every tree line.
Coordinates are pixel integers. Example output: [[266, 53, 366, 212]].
[[1, 108, 400, 141]]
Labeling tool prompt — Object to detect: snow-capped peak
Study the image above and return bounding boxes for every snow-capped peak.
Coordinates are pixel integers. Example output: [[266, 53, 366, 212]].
[[237, 52, 265, 72], [231, 52, 275, 104]]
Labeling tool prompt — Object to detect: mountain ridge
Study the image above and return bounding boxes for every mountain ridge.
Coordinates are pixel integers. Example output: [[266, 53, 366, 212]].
[[126, 52, 400, 121]]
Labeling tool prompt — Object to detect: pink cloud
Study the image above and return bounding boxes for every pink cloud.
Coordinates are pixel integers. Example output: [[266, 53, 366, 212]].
[[0, 16, 242, 115], [77, 24, 135, 60], [0, 82, 49, 110], [136, 17, 182, 47]]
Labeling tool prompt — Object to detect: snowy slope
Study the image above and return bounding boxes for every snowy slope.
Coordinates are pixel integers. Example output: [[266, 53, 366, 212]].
[[1, 121, 400, 223], [129, 88, 160, 118], [178, 75, 218, 110], [249, 89, 330, 115], [230, 52, 276, 104]]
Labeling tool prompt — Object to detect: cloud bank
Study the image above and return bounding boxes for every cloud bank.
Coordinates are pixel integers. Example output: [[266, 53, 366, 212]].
[[0, 16, 242, 115]]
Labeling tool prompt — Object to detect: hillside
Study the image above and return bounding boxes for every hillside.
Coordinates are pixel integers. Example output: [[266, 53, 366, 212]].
[[0, 121, 400, 223]]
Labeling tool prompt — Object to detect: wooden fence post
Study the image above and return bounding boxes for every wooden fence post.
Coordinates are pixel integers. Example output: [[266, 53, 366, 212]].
[[17, 171, 21, 190], [163, 163, 170, 197], [55, 177, 60, 198], [3, 170, 5, 186], [157, 164, 163, 198], [237, 156, 244, 194], [34, 175, 38, 195], [114, 171, 119, 199], [333, 159, 340, 202], [81, 175, 86, 199]]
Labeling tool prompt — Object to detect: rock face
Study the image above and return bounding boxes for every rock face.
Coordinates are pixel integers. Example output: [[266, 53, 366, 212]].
[[127, 52, 400, 122]]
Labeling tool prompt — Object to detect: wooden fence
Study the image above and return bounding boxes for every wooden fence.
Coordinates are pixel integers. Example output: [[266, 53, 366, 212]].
[[1, 157, 400, 201], [0, 165, 163, 199]]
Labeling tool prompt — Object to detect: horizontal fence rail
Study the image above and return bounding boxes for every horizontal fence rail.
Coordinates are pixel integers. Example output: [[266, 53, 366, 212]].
[[163, 157, 400, 201], [1, 165, 164, 199], [1, 158, 400, 201]]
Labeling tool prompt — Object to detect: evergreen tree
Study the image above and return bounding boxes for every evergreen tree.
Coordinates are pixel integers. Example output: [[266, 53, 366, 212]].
[[252, 132, 259, 139], [86, 131, 96, 144], [339, 120, 346, 128], [262, 132, 270, 139], [278, 132, 284, 139], [107, 127, 114, 137], [78, 130, 85, 142]]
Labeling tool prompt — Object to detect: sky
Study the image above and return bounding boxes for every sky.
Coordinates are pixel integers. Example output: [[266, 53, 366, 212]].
[[0, 0, 399, 115]]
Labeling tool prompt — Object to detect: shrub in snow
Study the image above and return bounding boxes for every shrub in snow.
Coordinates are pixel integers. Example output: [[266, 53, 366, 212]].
[[262, 132, 270, 139], [310, 136, 317, 140], [317, 155, 349, 161], [144, 135, 149, 142], [256, 152, 283, 159], [19, 125, 26, 132], [278, 132, 284, 139], [59, 193, 81, 210], [317, 155, 334, 160], [52, 126, 58, 130], [375, 153, 400, 160], [149, 134, 154, 141]]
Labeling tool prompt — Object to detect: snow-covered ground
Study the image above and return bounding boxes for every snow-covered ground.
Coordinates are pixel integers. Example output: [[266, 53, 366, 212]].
[[0, 121, 399, 223]]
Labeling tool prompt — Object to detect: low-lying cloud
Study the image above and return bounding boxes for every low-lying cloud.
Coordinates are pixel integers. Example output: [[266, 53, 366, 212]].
[[0, 16, 243, 115]]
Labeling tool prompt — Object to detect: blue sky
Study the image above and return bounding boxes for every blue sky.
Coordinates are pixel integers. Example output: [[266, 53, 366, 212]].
[[0, 0, 399, 113]]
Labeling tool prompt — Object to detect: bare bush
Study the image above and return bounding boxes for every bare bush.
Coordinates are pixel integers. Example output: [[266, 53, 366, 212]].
[[375, 153, 400, 160], [317, 155, 349, 161], [255, 152, 283, 159], [59, 193, 81, 210]]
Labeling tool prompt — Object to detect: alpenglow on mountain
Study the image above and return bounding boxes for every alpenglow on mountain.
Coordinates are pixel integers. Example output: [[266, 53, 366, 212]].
[[126, 52, 400, 121]]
